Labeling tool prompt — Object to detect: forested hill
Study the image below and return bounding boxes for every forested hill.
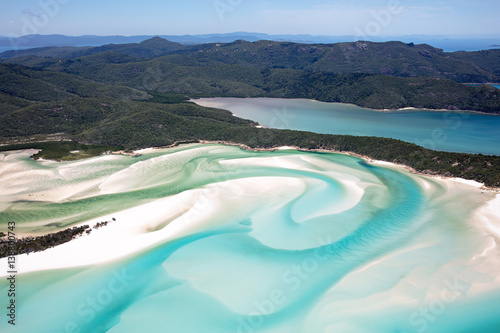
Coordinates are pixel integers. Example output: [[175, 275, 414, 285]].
[[1, 38, 499, 113], [2, 37, 500, 113], [0, 37, 185, 60], [2, 38, 500, 83], [170, 40, 500, 83], [0, 63, 150, 114], [1, 60, 500, 114], [1, 57, 500, 186]]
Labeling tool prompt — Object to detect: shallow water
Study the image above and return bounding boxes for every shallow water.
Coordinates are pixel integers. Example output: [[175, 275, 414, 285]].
[[195, 98, 500, 155], [1, 144, 499, 332]]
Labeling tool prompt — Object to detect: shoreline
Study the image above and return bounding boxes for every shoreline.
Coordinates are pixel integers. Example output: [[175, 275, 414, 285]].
[[0, 143, 499, 277], [2, 139, 498, 191], [192, 97, 500, 116], [194, 140, 500, 192]]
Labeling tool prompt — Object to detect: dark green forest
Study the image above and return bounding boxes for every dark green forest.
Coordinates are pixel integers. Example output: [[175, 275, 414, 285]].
[[1, 38, 499, 187]]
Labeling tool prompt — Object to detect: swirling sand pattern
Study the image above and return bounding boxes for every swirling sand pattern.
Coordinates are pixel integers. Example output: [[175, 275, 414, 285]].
[[0, 144, 499, 332]]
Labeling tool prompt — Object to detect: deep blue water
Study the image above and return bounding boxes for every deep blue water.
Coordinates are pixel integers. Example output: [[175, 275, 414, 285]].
[[196, 98, 500, 156]]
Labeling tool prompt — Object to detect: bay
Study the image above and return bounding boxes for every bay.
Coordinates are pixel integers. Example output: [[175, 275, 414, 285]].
[[195, 98, 500, 155]]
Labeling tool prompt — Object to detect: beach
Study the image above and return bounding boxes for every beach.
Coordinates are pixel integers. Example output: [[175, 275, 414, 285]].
[[1, 145, 499, 274], [1, 144, 500, 332]]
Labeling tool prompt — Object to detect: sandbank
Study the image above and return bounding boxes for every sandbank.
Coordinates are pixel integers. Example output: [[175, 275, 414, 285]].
[[1, 144, 499, 279], [0, 175, 307, 276]]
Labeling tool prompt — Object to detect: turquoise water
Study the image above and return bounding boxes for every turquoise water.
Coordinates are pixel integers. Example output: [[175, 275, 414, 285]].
[[195, 98, 500, 155], [467, 83, 500, 89], [1, 144, 499, 332]]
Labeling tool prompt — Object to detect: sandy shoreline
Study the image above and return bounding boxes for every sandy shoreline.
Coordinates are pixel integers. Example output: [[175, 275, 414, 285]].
[[195, 140, 500, 192], [1, 143, 499, 277], [0, 174, 318, 275]]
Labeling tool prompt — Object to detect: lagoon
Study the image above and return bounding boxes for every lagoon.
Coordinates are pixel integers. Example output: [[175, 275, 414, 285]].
[[195, 98, 500, 155], [1, 144, 500, 332]]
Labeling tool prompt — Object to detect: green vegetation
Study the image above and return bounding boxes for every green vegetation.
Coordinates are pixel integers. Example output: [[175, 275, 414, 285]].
[[0, 225, 90, 258], [4, 39, 500, 82], [1, 38, 499, 188], [84, 37, 185, 58], [237, 129, 500, 188], [3, 116, 500, 187], [0, 219, 117, 258], [449, 49, 500, 78], [0, 37, 185, 60], [1, 62, 499, 114], [2, 38, 500, 113], [0, 142, 121, 161], [0, 63, 150, 103], [170, 40, 499, 83], [32, 142, 120, 161], [143, 92, 191, 104]]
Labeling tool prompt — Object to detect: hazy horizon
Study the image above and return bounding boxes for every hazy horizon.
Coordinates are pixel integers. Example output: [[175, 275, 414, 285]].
[[2, 32, 500, 39], [1, 1, 499, 38]]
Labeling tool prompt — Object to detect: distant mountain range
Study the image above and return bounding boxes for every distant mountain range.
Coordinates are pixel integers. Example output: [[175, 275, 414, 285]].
[[1, 36, 499, 114], [1, 33, 500, 52], [2, 37, 500, 84]]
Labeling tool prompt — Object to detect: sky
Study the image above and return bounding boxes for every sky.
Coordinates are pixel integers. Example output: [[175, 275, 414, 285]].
[[1, 0, 500, 37]]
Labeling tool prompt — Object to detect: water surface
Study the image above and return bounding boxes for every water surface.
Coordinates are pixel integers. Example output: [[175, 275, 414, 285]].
[[195, 98, 500, 155], [1, 144, 499, 332]]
